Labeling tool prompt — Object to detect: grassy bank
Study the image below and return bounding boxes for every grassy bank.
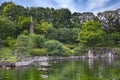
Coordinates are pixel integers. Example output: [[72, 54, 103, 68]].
[[0, 48, 18, 62]]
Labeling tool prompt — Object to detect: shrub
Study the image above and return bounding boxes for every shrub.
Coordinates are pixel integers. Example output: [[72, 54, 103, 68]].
[[22, 30, 29, 35], [73, 45, 87, 56], [2, 56, 18, 62], [62, 46, 72, 56], [30, 48, 47, 56], [64, 44, 76, 49], [14, 35, 33, 56], [0, 48, 18, 62], [30, 34, 45, 48], [0, 48, 11, 58], [44, 40, 64, 56], [5, 36, 16, 48]]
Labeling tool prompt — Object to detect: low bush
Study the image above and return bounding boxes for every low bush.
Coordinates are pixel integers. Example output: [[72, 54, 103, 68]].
[[73, 45, 87, 56], [64, 44, 76, 49], [4, 37, 16, 48], [1, 56, 18, 62], [22, 30, 29, 35], [30, 34, 45, 48], [0, 48, 18, 62], [0, 48, 11, 58], [44, 40, 64, 56], [62, 46, 72, 56], [30, 48, 47, 56], [14, 35, 33, 56]]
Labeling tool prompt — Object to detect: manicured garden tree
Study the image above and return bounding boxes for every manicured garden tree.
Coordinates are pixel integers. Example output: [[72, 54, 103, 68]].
[[44, 40, 64, 56], [30, 34, 45, 48], [78, 21, 105, 58], [14, 35, 33, 59]]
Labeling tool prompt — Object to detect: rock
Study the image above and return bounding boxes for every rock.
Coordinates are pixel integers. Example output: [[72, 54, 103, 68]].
[[40, 62, 51, 67], [41, 75, 49, 79], [0, 62, 16, 68], [4, 62, 16, 67], [38, 68, 50, 71], [88, 49, 94, 58], [0, 63, 3, 67]]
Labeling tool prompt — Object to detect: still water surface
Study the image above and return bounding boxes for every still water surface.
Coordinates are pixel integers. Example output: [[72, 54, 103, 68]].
[[0, 59, 120, 80]]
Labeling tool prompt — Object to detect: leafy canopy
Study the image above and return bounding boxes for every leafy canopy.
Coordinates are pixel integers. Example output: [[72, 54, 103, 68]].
[[78, 21, 105, 47]]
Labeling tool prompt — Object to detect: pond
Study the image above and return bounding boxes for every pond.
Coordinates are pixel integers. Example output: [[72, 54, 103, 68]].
[[0, 59, 120, 80]]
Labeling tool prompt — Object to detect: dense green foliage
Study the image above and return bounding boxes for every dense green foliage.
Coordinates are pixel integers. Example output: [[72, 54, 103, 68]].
[[78, 21, 105, 47], [0, 1, 120, 62], [5, 36, 16, 48], [17, 16, 31, 34], [44, 40, 64, 56], [73, 45, 87, 56], [0, 48, 18, 62], [45, 40, 64, 56], [0, 17, 16, 39], [14, 35, 33, 56], [30, 34, 45, 48]]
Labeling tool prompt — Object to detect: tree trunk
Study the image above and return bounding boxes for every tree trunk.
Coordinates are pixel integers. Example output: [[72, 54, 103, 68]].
[[30, 16, 34, 34]]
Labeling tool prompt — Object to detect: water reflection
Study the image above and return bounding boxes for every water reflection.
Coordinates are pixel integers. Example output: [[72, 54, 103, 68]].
[[88, 59, 94, 69], [49, 59, 120, 80], [0, 59, 120, 80], [0, 66, 42, 80]]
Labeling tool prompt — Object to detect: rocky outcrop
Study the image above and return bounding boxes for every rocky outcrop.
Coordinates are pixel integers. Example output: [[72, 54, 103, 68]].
[[87, 48, 116, 58], [87, 49, 94, 58], [0, 62, 16, 68]]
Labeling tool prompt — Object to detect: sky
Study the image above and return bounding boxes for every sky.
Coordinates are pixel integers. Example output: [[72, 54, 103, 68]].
[[0, 0, 120, 14]]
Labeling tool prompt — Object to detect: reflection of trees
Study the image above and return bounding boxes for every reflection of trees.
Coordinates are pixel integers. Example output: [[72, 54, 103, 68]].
[[21, 67, 42, 80], [49, 61, 77, 80], [49, 61, 93, 80], [93, 59, 120, 80], [0, 59, 120, 80], [49, 59, 120, 80], [0, 67, 43, 80]]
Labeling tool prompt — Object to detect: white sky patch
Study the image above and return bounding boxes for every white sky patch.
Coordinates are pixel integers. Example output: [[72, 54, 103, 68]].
[[1, 0, 120, 14], [92, 1, 120, 15], [28, 0, 58, 8], [88, 0, 110, 10], [56, 0, 78, 12]]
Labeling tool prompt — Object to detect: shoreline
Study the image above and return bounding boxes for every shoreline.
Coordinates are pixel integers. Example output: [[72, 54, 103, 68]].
[[0, 56, 119, 68]]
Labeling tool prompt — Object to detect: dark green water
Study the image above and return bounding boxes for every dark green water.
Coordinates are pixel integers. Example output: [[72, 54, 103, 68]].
[[0, 59, 120, 80]]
